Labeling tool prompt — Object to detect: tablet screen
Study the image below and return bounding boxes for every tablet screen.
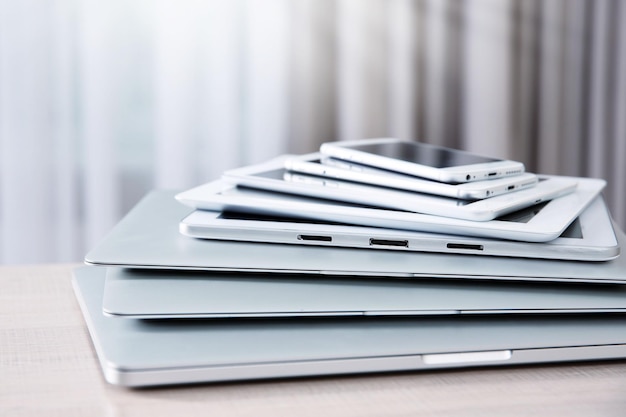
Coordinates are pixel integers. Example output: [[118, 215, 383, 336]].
[[217, 208, 584, 239]]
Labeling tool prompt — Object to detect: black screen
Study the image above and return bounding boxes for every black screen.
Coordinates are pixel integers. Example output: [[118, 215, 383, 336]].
[[351, 142, 500, 168]]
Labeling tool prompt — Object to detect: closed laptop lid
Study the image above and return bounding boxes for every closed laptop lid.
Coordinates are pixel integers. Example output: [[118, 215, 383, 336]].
[[85, 191, 626, 283], [74, 266, 626, 387], [103, 267, 626, 319]]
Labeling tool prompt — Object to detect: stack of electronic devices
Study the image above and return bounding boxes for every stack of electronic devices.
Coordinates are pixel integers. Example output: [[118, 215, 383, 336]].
[[74, 138, 626, 388]]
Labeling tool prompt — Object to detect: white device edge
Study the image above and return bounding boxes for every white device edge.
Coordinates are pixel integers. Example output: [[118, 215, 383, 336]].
[[179, 195, 619, 262], [284, 153, 538, 200], [223, 155, 574, 222], [175, 176, 606, 242], [319, 138, 525, 183]]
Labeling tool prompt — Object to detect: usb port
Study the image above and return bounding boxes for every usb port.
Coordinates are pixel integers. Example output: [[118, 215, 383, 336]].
[[447, 243, 484, 251], [488, 172, 497, 176], [369, 239, 409, 247], [507, 185, 515, 190], [298, 235, 332, 242]]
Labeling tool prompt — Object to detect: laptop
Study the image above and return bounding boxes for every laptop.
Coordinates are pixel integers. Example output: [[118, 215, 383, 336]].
[[104, 267, 626, 319], [85, 191, 626, 283], [74, 266, 626, 387]]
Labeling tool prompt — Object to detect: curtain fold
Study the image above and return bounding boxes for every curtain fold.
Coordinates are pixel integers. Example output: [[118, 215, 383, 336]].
[[388, 0, 417, 141], [337, 0, 390, 141], [1, 1, 59, 262], [463, 0, 512, 158], [288, 0, 337, 154], [611, 0, 626, 228], [0, 0, 624, 264]]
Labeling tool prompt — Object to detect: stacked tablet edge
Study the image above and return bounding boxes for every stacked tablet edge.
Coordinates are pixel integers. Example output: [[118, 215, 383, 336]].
[[74, 138, 626, 388]]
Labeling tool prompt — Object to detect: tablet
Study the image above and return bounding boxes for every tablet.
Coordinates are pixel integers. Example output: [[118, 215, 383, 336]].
[[84, 191, 626, 284], [222, 155, 573, 222], [319, 138, 525, 183], [285, 153, 538, 200], [176, 177, 605, 242], [103, 266, 626, 319], [179, 195, 619, 261], [75, 266, 626, 387]]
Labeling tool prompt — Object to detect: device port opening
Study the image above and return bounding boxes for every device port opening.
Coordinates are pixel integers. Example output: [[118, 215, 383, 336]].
[[507, 185, 515, 190], [447, 243, 484, 251], [369, 239, 409, 247], [298, 235, 332, 242]]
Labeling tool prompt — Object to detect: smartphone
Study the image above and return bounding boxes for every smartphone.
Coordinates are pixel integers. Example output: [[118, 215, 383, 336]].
[[222, 155, 575, 222], [320, 138, 525, 184], [285, 153, 538, 200]]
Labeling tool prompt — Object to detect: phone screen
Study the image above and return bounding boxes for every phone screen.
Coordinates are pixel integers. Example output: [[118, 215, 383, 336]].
[[349, 142, 500, 168]]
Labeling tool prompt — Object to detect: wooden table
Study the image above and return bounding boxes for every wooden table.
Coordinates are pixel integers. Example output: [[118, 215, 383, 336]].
[[2, 264, 626, 416]]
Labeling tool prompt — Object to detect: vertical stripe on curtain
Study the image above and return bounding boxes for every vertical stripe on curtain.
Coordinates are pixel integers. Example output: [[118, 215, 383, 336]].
[[611, 0, 626, 228], [510, 0, 540, 171], [202, 0, 245, 178], [154, 0, 203, 189], [388, 0, 418, 142], [0, 1, 59, 263], [422, 0, 449, 146], [587, 0, 612, 181], [288, 0, 338, 154], [337, 0, 390, 141], [52, 0, 81, 262], [78, 0, 121, 250], [463, 0, 512, 158], [241, 0, 290, 164], [536, 0, 566, 175]]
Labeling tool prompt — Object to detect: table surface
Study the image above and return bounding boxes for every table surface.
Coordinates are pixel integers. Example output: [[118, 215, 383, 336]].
[[2, 264, 626, 417]]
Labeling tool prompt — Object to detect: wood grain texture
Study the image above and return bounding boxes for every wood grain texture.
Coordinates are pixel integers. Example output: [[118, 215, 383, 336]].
[[1, 264, 626, 417]]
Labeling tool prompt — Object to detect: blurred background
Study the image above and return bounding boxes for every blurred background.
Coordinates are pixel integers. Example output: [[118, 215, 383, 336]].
[[0, 0, 625, 264]]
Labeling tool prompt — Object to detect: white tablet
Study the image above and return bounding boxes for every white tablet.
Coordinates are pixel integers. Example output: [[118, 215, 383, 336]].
[[175, 176, 605, 242], [223, 155, 574, 222], [319, 137, 525, 183], [285, 153, 538, 200], [179, 195, 619, 261]]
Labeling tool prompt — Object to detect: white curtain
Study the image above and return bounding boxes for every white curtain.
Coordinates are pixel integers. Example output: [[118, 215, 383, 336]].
[[1, 0, 625, 264]]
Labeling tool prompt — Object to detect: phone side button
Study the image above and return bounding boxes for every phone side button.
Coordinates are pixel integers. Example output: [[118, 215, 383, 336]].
[[422, 350, 512, 365]]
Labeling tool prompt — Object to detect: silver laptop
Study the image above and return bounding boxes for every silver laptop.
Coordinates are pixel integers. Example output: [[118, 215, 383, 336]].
[[104, 267, 626, 319], [74, 266, 626, 387], [85, 191, 626, 284]]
